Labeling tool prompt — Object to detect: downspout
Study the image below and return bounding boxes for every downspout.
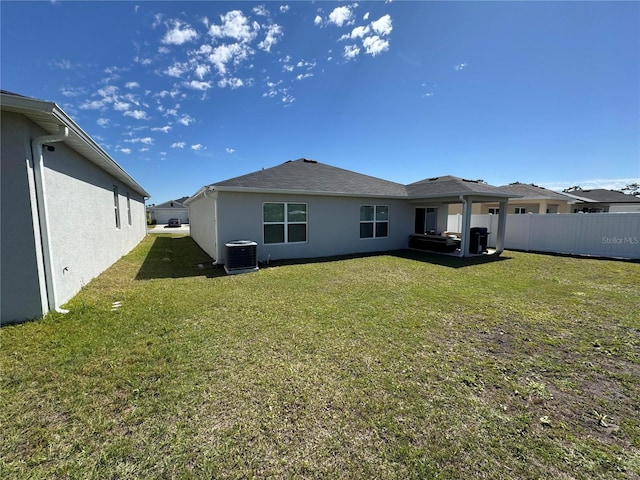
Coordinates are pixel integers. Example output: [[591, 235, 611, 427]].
[[202, 187, 220, 265], [31, 125, 70, 314]]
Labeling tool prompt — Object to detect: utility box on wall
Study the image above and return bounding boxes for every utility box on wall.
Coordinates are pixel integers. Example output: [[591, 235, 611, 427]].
[[224, 240, 258, 275]]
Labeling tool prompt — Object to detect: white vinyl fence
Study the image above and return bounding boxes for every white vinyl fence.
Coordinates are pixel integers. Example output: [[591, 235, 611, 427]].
[[448, 213, 640, 259]]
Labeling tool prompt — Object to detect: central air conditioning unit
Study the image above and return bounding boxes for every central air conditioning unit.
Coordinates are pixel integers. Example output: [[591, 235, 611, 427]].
[[224, 240, 258, 274]]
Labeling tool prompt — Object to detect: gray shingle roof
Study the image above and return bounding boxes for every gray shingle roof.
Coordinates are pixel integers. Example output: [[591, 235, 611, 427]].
[[497, 182, 573, 201], [569, 189, 640, 203], [406, 175, 512, 198], [212, 159, 408, 197]]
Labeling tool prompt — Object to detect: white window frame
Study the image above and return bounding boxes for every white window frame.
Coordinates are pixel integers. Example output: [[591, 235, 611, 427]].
[[360, 205, 389, 239], [263, 202, 308, 244], [515, 207, 526, 214], [488, 208, 500, 215]]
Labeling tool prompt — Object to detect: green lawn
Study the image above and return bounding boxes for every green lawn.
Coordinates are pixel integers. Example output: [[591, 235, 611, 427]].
[[2, 234, 639, 479]]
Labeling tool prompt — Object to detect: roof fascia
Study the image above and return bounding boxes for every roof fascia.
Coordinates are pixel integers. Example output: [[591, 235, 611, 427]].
[[408, 192, 518, 203], [184, 186, 217, 205], [1, 93, 150, 198]]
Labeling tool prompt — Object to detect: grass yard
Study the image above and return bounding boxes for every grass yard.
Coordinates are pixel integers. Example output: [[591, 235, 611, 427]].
[[1, 234, 639, 479]]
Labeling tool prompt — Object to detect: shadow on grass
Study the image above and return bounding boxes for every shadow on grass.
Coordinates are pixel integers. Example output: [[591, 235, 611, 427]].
[[136, 235, 225, 280], [391, 249, 512, 268], [263, 249, 511, 270]]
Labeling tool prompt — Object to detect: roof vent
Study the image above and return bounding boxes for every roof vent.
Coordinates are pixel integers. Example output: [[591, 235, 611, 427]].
[[302, 158, 317, 164]]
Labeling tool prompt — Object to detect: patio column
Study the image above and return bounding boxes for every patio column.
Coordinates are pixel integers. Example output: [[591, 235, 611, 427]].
[[459, 196, 472, 257], [495, 199, 508, 255]]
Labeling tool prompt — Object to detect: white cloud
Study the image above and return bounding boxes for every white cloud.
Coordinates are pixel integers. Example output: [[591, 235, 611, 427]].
[[162, 19, 198, 45], [152, 13, 163, 29], [371, 14, 392, 36], [343, 45, 360, 60], [218, 77, 244, 89], [124, 109, 148, 120], [165, 62, 189, 78], [349, 25, 370, 39], [139, 147, 150, 152], [80, 99, 105, 110], [422, 92, 434, 98], [208, 10, 259, 44], [333, 11, 392, 59], [97, 85, 119, 98], [134, 56, 152, 66], [157, 89, 182, 99], [208, 43, 252, 75], [193, 63, 210, 79], [61, 86, 84, 97], [363, 12, 370, 20], [125, 81, 140, 89], [253, 5, 269, 16], [178, 115, 194, 126], [363, 35, 389, 56], [117, 147, 132, 155], [113, 101, 130, 111], [226, 147, 236, 153], [191, 144, 206, 151], [187, 80, 212, 91], [97, 118, 110, 126], [314, 15, 323, 26], [280, 5, 289, 13], [151, 125, 172, 133], [328, 5, 357, 27], [52, 59, 74, 70], [125, 137, 154, 145], [296, 73, 313, 81], [258, 23, 283, 52], [454, 63, 468, 71], [171, 142, 186, 148]]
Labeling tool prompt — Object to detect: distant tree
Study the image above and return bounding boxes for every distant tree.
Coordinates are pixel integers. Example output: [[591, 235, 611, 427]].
[[621, 183, 640, 196], [563, 186, 583, 193]]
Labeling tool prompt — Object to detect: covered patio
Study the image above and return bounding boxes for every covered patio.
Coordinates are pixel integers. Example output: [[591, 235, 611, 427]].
[[406, 176, 518, 258]]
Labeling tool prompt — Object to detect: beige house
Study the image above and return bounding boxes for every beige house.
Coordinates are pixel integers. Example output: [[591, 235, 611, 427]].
[[449, 182, 574, 215]]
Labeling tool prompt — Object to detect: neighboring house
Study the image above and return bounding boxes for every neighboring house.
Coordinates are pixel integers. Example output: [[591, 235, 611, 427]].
[[1, 91, 150, 324], [147, 197, 189, 224], [186, 159, 517, 265], [449, 182, 575, 215], [563, 189, 640, 213]]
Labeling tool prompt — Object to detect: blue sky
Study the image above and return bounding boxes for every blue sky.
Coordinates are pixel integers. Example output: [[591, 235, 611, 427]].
[[2, 1, 639, 203]]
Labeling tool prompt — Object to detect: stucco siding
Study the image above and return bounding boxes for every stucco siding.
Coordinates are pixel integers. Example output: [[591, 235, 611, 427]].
[[188, 193, 218, 260], [211, 191, 414, 263], [43, 141, 147, 307], [1, 112, 45, 323], [1, 110, 147, 323]]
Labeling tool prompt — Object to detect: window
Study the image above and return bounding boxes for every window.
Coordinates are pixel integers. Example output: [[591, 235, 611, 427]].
[[515, 207, 526, 214], [488, 208, 500, 215], [127, 192, 132, 226], [360, 205, 389, 239], [263, 202, 307, 244], [113, 186, 121, 228]]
